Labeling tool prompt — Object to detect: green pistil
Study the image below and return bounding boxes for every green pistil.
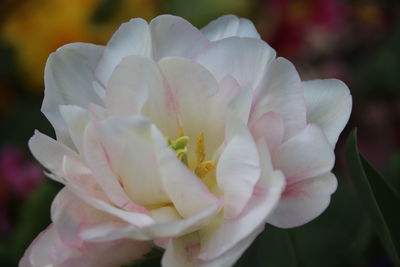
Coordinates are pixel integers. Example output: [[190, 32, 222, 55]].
[[167, 135, 190, 166]]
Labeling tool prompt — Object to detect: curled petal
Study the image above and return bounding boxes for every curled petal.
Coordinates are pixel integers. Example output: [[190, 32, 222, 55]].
[[201, 14, 261, 41], [43, 43, 103, 148], [267, 172, 338, 228], [303, 79, 352, 147]]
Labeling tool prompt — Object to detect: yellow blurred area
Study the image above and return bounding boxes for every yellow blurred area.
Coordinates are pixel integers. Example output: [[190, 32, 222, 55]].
[[1, 0, 160, 91]]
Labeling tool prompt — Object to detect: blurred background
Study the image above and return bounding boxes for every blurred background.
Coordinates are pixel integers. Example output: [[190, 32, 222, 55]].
[[0, 0, 399, 266]]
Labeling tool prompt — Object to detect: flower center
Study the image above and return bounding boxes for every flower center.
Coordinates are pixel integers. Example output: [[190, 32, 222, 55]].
[[167, 128, 216, 181]]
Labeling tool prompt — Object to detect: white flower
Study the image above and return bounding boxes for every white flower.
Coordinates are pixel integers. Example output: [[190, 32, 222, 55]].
[[21, 14, 352, 267]]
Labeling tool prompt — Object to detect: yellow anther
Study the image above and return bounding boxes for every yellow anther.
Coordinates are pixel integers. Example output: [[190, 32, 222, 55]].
[[195, 160, 216, 179], [177, 127, 184, 138], [196, 133, 205, 164]]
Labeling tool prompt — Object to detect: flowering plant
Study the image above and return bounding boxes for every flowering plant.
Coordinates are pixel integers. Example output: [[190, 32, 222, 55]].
[[21, 14, 351, 267]]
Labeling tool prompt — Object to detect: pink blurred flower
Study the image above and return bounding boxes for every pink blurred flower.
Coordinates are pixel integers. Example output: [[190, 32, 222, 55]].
[[263, 0, 346, 59], [0, 146, 43, 198]]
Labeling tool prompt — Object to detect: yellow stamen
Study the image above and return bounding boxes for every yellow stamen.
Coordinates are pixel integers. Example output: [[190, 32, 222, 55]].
[[176, 127, 184, 138], [195, 160, 216, 178], [196, 132, 205, 164]]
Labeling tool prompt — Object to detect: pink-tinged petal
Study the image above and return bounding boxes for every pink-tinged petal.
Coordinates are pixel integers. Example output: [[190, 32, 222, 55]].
[[20, 224, 152, 267], [195, 37, 275, 90], [43, 43, 104, 148], [150, 15, 209, 61], [21, 225, 78, 266], [161, 226, 264, 267], [267, 172, 338, 228], [82, 122, 149, 213], [65, 182, 154, 231], [81, 201, 221, 242], [201, 14, 261, 41], [50, 187, 117, 248], [199, 168, 285, 260], [62, 239, 152, 267], [273, 124, 335, 184], [250, 111, 284, 153], [59, 105, 89, 154], [28, 130, 78, 182], [199, 226, 264, 267], [95, 18, 151, 86], [251, 57, 307, 140], [94, 116, 171, 206], [105, 56, 162, 117], [303, 79, 352, 147], [217, 118, 261, 219], [162, 232, 201, 267]]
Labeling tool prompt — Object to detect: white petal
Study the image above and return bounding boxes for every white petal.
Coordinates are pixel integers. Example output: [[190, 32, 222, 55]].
[[195, 37, 275, 90], [59, 105, 89, 154], [43, 43, 103, 148], [150, 15, 209, 60], [51, 187, 116, 247], [273, 124, 335, 184], [199, 167, 285, 259], [19, 224, 80, 267], [249, 111, 284, 153], [158, 57, 221, 158], [65, 181, 154, 230], [161, 226, 264, 267], [28, 130, 78, 181], [156, 139, 220, 218], [62, 239, 152, 267], [267, 172, 338, 228], [251, 57, 307, 140], [105, 55, 162, 116], [82, 122, 149, 213], [201, 14, 260, 41], [217, 118, 261, 219], [95, 18, 152, 86], [303, 79, 352, 147], [143, 201, 221, 239], [83, 201, 221, 242], [94, 116, 171, 206]]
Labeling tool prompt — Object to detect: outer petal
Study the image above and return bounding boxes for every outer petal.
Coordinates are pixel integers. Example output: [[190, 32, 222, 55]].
[[28, 130, 78, 181], [267, 172, 338, 228], [250, 57, 307, 140], [303, 79, 352, 147], [43, 43, 103, 148], [273, 124, 335, 184], [19, 224, 152, 267], [51, 187, 120, 247], [59, 105, 89, 154], [150, 15, 209, 61], [95, 18, 152, 86], [195, 37, 275, 90], [201, 14, 261, 41]]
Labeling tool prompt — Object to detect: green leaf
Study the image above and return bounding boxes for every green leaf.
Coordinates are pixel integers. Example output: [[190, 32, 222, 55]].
[[122, 247, 163, 267], [235, 227, 299, 267], [10, 180, 61, 262], [345, 129, 400, 267]]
